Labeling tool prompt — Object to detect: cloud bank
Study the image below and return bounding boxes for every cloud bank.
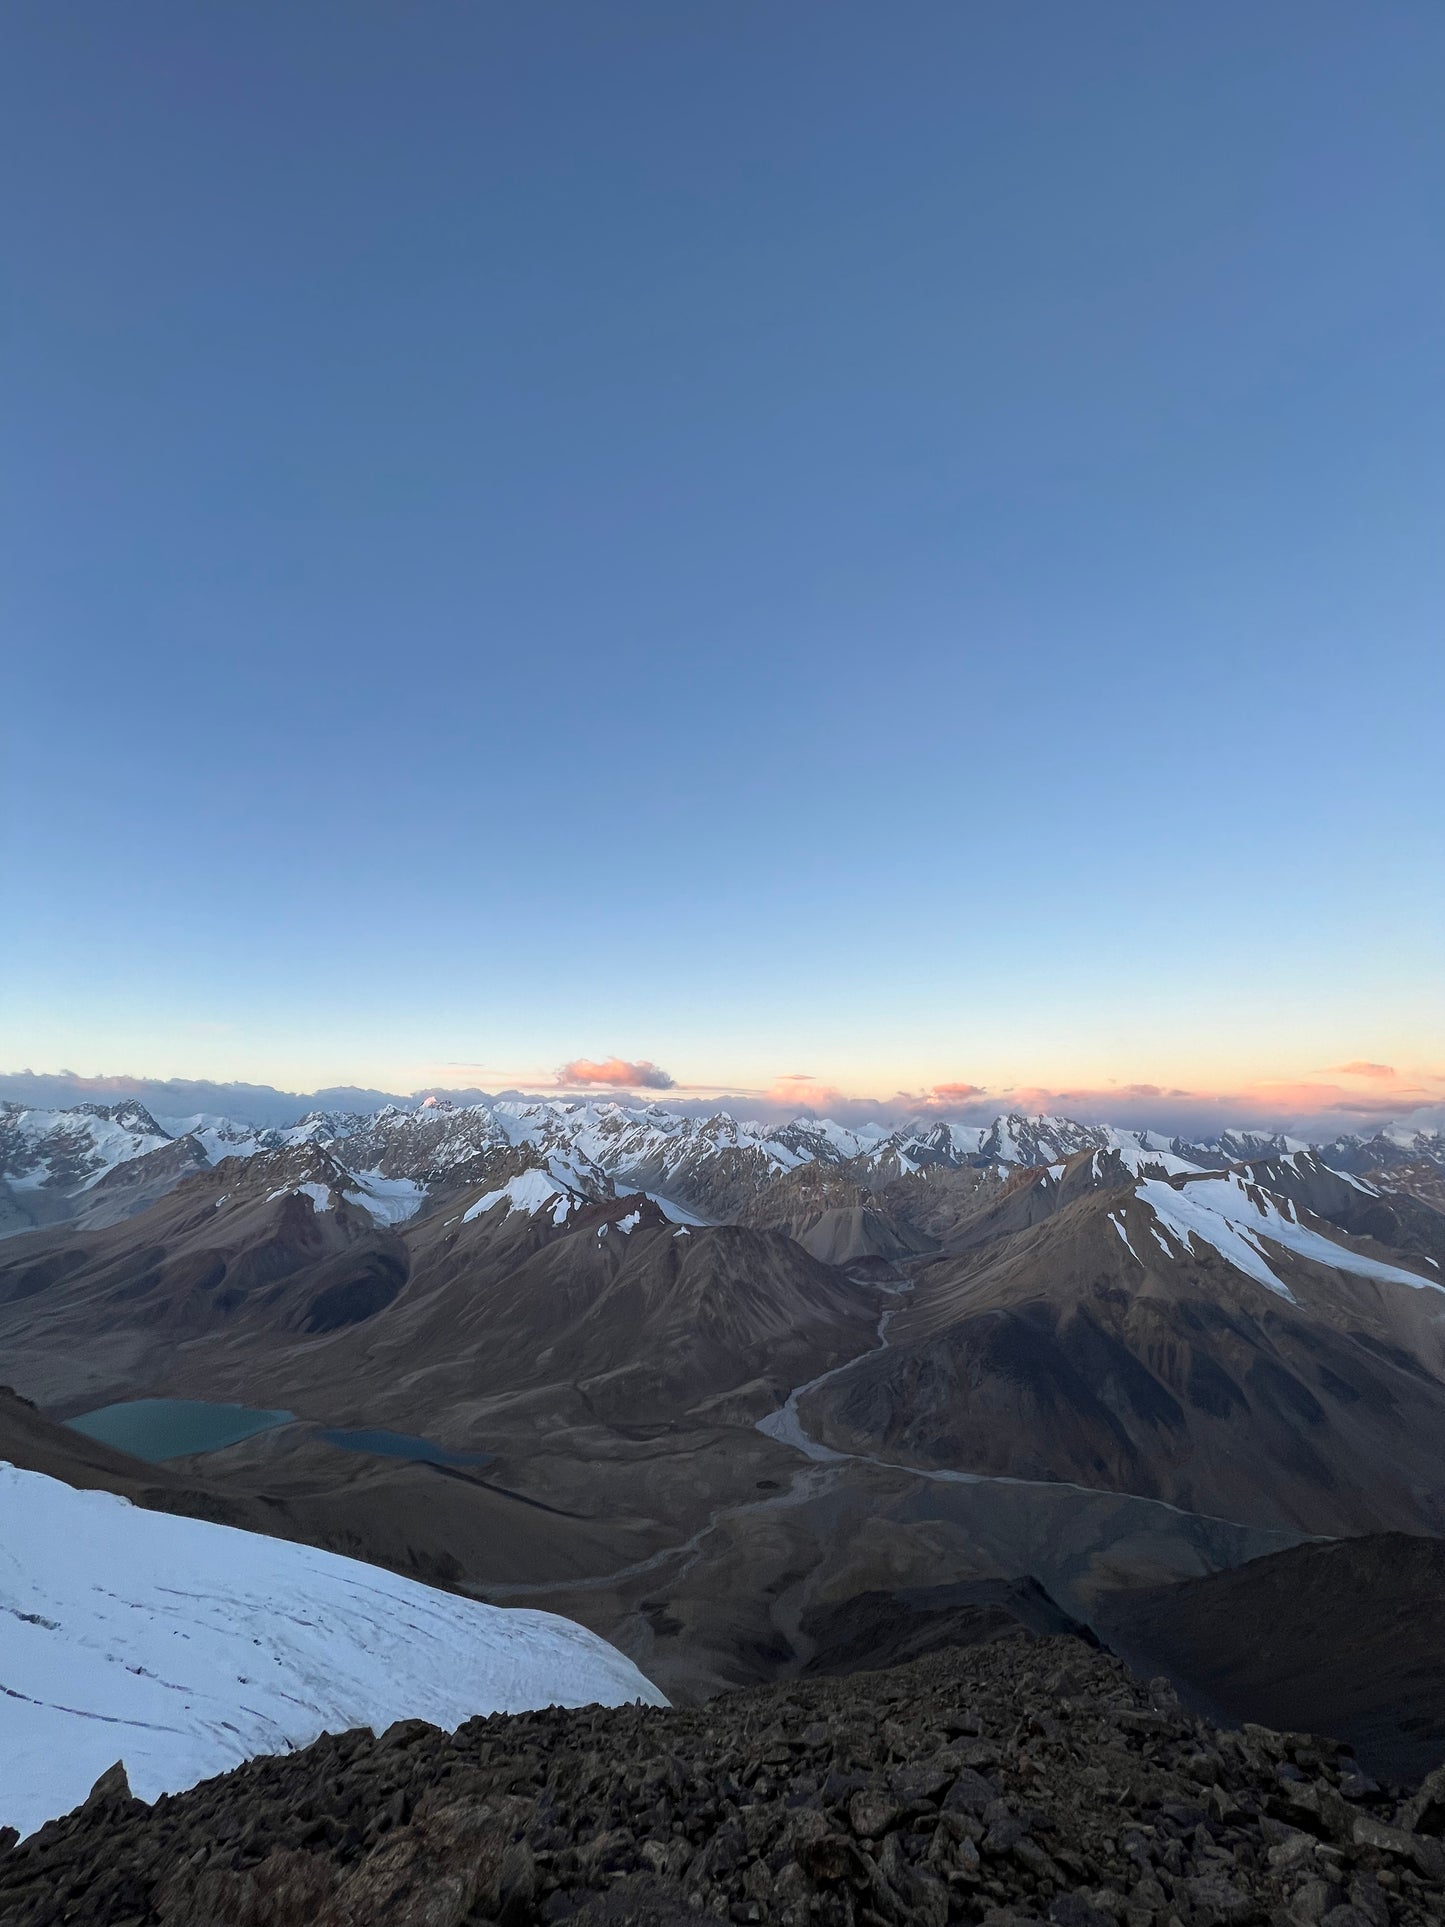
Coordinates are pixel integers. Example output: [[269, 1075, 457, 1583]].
[[3, 1063, 1442, 1141]]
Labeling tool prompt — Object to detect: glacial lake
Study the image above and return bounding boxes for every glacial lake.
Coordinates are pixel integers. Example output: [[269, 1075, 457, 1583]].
[[66, 1398, 294, 1462], [63, 1398, 493, 1470], [319, 1428, 495, 1468]]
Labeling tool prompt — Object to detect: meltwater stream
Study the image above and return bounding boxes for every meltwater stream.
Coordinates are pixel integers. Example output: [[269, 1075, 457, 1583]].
[[486, 1280, 1302, 1613], [754, 1286, 1276, 1529]]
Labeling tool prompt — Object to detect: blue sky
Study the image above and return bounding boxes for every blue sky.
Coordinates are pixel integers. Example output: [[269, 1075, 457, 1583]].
[[4, 3, 1442, 1128]]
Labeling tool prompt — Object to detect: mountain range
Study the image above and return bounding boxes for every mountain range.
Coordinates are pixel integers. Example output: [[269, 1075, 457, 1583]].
[[4, 1091, 1442, 1240], [1, 1091, 1442, 1735]]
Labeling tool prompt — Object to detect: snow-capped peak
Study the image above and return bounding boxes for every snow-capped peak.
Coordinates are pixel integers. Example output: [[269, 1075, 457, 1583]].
[[0, 1103, 173, 1201], [463, 1164, 581, 1227]]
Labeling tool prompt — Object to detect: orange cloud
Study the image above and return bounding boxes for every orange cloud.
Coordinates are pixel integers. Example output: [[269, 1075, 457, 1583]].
[[896, 1075, 1442, 1134], [929, 1081, 987, 1100], [1171, 1078, 1439, 1123], [1331, 1061, 1396, 1080], [1246, 1079, 1416, 1110], [764, 1076, 852, 1110], [558, 1056, 675, 1091]]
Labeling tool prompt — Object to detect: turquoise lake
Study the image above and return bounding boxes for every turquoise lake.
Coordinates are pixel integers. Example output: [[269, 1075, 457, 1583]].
[[63, 1398, 493, 1469], [66, 1398, 294, 1462]]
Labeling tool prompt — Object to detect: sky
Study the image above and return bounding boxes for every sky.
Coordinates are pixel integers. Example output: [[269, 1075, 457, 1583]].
[[3, 3, 1442, 1136]]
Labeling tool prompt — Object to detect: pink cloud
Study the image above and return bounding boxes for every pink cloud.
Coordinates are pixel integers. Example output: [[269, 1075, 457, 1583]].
[[1330, 1061, 1396, 1080], [876, 1072, 1445, 1140], [1244, 1079, 1426, 1113], [558, 1056, 675, 1091], [764, 1076, 853, 1110], [928, 1081, 987, 1101]]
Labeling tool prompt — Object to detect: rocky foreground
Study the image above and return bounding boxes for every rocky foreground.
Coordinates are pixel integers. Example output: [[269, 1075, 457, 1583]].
[[3, 1635, 1444, 1927]]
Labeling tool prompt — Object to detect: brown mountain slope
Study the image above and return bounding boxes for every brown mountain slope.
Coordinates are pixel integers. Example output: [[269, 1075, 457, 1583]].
[[0, 1167, 886, 1629], [0, 1383, 227, 1506], [0, 1383, 323, 1544], [0, 1151, 879, 1438], [232, 1201, 883, 1434], [804, 1170, 1445, 1535], [0, 1145, 410, 1409], [739, 1157, 1006, 1261], [1097, 1532, 1445, 1778], [0, 1382, 648, 1597]]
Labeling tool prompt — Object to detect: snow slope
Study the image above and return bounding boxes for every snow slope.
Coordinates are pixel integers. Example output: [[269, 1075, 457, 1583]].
[[462, 1166, 578, 1225], [1135, 1172, 1444, 1303], [0, 1465, 666, 1839]]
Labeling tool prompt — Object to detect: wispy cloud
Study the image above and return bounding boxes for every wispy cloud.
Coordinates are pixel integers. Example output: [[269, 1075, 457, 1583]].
[[557, 1056, 676, 1091], [1330, 1061, 1396, 1080]]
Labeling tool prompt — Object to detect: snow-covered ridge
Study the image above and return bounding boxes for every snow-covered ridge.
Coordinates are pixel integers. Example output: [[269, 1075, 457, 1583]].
[[1126, 1171, 1443, 1303], [0, 1103, 171, 1195], [0, 1464, 665, 1839], [5, 1098, 1442, 1244]]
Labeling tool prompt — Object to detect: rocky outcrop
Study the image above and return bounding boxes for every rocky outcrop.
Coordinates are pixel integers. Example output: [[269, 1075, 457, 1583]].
[[3, 1633, 1443, 1926]]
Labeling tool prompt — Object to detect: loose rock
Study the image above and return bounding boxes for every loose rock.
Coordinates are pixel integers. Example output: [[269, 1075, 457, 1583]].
[[1, 1634, 1442, 1927]]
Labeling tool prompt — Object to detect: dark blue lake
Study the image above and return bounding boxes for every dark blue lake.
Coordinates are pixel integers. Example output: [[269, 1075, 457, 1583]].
[[319, 1427, 495, 1468]]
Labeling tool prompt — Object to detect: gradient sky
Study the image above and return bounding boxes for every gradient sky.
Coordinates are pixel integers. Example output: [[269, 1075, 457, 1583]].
[[4, 3, 1442, 1130]]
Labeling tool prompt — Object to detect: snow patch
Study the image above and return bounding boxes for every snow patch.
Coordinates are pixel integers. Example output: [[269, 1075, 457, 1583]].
[[342, 1171, 425, 1226], [463, 1168, 573, 1226], [1109, 1213, 1146, 1267], [265, 1181, 333, 1212], [637, 1190, 712, 1227]]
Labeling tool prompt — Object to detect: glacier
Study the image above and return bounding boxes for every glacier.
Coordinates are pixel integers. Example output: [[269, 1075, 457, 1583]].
[[0, 1464, 665, 1839]]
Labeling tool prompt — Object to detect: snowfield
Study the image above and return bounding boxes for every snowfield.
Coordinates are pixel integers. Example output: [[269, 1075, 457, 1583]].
[[1135, 1172, 1443, 1302], [0, 1465, 666, 1839]]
